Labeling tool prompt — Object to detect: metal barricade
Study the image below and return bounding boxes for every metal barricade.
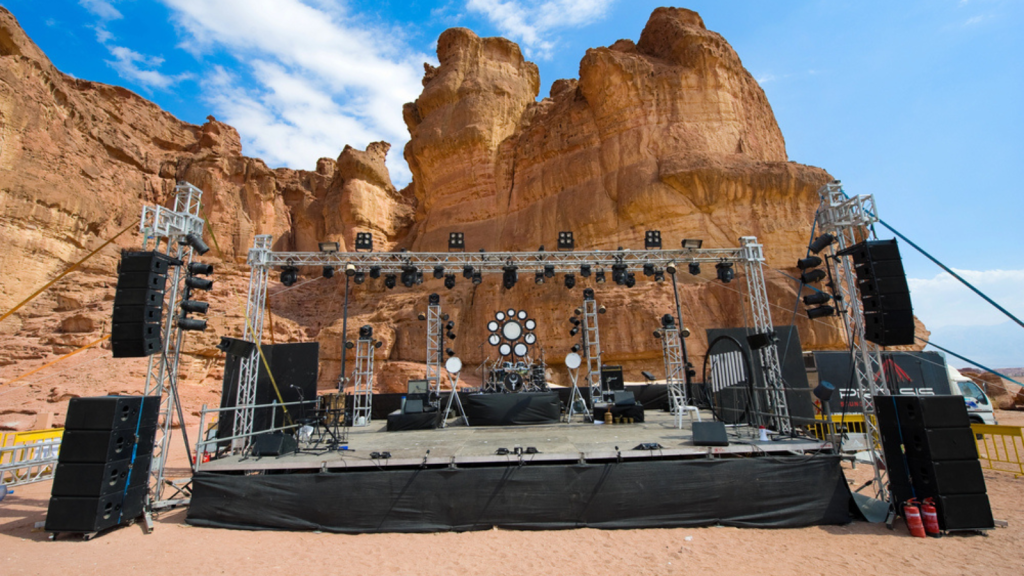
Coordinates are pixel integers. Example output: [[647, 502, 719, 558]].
[[972, 424, 1024, 477], [0, 428, 63, 488]]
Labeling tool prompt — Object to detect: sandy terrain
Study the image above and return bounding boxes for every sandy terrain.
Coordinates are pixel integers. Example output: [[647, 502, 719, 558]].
[[1, 412, 1022, 576]]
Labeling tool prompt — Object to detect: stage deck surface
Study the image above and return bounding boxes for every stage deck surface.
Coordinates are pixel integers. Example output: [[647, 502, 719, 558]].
[[201, 409, 830, 472]]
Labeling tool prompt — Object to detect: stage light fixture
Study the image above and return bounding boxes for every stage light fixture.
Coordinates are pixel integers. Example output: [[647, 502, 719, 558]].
[[178, 318, 207, 331], [369, 266, 381, 279], [183, 232, 210, 255], [384, 274, 397, 289], [359, 325, 373, 339], [807, 305, 836, 319], [596, 269, 606, 283], [180, 300, 209, 314], [643, 263, 655, 277], [715, 262, 734, 283], [354, 271, 365, 284], [625, 273, 636, 288], [574, 308, 582, 316], [416, 271, 424, 285], [447, 331, 456, 340], [189, 262, 214, 276], [535, 271, 545, 284], [661, 314, 675, 327], [653, 330, 661, 339], [800, 269, 827, 284], [803, 291, 832, 306], [322, 266, 335, 279], [654, 269, 665, 282], [374, 340, 383, 349], [681, 328, 690, 338], [557, 231, 575, 251], [564, 273, 576, 289], [446, 348, 456, 357], [688, 262, 700, 276], [598, 305, 606, 314], [809, 233, 836, 254], [570, 326, 579, 336], [570, 317, 581, 326], [571, 344, 580, 353], [346, 264, 357, 277], [444, 274, 456, 289], [429, 293, 440, 306], [346, 341, 355, 350], [186, 276, 213, 291], [355, 232, 373, 252], [666, 262, 677, 275], [401, 266, 417, 288], [502, 265, 518, 290], [645, 230, 662, 249], [681, 239, 703, 250], [463, 265, 474, 279], [580, 264, 591, 277], [318, 241, 340, 253], [433, 265, 445, 279], [472, 272, 482, 285], [442, 313, 450, 321], [280, 266, 298, 286], [446, 320, 455, 330], [797, 256, 823, 270], [583, 288, 595, 301], [418, 312, 427, 321], [448, 232, 465, 252], [544, 264, 555, 278], [612, 263, 627, 285]]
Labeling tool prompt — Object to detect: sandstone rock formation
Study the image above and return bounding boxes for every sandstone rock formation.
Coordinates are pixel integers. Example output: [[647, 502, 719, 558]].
[[0, 7, 924, 430]]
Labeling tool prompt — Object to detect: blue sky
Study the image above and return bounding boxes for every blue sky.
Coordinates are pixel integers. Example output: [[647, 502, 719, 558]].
[[5, 0, 1023, 369]]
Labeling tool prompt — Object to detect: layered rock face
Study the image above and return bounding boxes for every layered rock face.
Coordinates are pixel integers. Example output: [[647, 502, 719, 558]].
[[0, 7, 911, 430]]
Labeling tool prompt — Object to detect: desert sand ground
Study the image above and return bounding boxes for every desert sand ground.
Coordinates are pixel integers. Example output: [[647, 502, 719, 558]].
[[1, 412, 1022, 576]]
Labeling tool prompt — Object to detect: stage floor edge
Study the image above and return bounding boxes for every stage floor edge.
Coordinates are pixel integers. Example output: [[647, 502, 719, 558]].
[[187, 454, 851, 532]]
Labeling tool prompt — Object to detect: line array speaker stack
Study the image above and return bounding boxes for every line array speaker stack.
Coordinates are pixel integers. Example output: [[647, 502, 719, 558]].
[[46, 396, 159, 535], [839, 239, 914, 346], [875, 395, 994, 532], [111, 251, 178, 358]]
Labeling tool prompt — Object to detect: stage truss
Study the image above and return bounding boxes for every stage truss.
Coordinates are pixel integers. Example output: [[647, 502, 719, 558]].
[[815, 181, 890, 502], [232, 235, 789, 448], [660, 324, 687, 409]]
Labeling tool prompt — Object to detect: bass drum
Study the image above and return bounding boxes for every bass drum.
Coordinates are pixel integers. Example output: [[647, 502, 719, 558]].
[[503, 371, 524, 392]]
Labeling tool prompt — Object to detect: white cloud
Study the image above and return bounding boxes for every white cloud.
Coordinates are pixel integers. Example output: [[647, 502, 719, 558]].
[[79, 0, 123, 21], [466, 0, 614, 59], [908, 268, 1024, 329], [757, 73, 776, 84], [160, 0, 429, 185], [105, 45, 192, 90]]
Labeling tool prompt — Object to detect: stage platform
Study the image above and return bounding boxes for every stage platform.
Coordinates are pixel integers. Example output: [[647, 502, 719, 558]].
[[200, 409, 830, 472]]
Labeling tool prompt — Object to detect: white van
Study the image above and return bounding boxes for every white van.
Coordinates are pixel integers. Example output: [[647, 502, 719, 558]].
[[946, 365, 997, 425]]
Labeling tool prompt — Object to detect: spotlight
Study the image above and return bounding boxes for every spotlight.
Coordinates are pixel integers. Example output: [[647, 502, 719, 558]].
[[645, 230, 662, 249], [418, 313, 426, 321], [185, 276, 213, 291], [447, 331, 456, 340], [807, 305, 836, 319], [345, 264, 357, 277], [661, 314, 675, 327], [322, 266, 335, 279], [598, 305, 606, 314], [429, 293, 440, 305], [715, 262, 734, 283], [625, 273, 636, 288], [564, 273, 576, 289], [463, 265, 474, 279], [448, 232, 465, 252], [472, 272, 482, 285], [178, 318, 207, 331], [180, 300, 209, 314], [374, 340, 383, 349], [583, 288, 595, 301], [442, 313, 450, 321], [503, 265, 518, 290], [570, 317, 581, 326], [654, 269, 665, 282], [803, 291, 832, 306], [188, 262, 214, 275], [571, 344, 580, 353], [557, 231, 574, 251], [612, 263, 627, 285], [653, 331, 662, 339], [183, 232, 210, 255], [354, 232, 373, 252], [643, 263, 655, 277], [596, 269, 606, 283], [688, 262, 700, 275], [346, 341, 354, 350], [681, 239, 703, 250], [580, 264, 591, 277], [681, 327, 690, 338], [446, 348, 456, 357], [666, 263, 677, 275], [359, 325, 373, 339], [544, 264, 555, 278], [809, 233, 836, 254], [354, 271, 365, 284], [800, 269, 827, 284], [797, 256, 823, 270], [574, 308, 582, 316], [369, 266, 381, 279], [570, 326, 579, 336], [433, 265, 444, 279], [444, 274, 456, 289], [535, 271, 545, 284], [318, 241, 340, 253], [384, 274, 396, 289], [416, 270, 424, 285], [280, 266, 298, 287], [446, 320, 455, 330], [401, 265, 417, 287]]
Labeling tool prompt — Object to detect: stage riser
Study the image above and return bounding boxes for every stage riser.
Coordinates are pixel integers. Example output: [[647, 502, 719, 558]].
[[187, 456, 850, 533]]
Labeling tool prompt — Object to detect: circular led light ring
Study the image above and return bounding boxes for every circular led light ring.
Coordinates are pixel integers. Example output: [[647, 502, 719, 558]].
[[507, 309, 516, 317], [517, 310, 528, 320], [501, 321, 523, 341], [487, 321, 499, 332], [498, 343, 512, 356], [488, 334, 501, 346], [524, 333, 536, 345], [495, 312, 505, 321], [513, 343, 528, 357], [525, 319, 536, 330]]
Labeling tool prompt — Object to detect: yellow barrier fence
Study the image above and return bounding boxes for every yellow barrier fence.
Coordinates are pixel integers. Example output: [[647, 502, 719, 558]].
[[972, 424, 1024, 477], [1, 427, 63, 487], [809, 413, 869, 440]]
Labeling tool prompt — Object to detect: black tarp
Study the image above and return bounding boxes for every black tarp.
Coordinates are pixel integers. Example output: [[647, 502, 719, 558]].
[[386, 410, 440, 432], [811, 351, 952, 413], [187, 455, 850, 533], [463, 392, 561, 426]]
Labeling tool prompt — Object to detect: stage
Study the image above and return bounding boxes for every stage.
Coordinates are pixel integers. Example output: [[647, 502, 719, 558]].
[[187, 410, 852, 533]]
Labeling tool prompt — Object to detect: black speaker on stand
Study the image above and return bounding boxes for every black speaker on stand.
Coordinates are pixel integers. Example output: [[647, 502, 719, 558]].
[[111, 251, 178, 358], [46, 396, 159, 536], [838, 240, 914, 346]]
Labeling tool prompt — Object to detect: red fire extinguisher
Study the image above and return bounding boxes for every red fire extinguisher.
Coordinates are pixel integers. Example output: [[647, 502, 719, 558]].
[[921, 498, 941, 536], [903, 499, 926, 538]]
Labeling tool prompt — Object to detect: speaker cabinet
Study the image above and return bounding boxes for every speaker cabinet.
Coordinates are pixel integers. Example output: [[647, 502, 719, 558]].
[[692, 421, 729, 447], [895, 395, 971, 429], [839, 239, 914, 346], [935, 494, 995, 531], [58, 426, 156, 464], [404, 399, 424, 414], [111, 252, 173, 358], [45, 485, 147, 533], [52, 456, 151, 497], [905, 459, 987, 498], [903, 428, 978, 461], [612, 390, 636, 407], [252, 432, 297, 457], [64, 396, 160, 431], [600, 366, 625, 391]]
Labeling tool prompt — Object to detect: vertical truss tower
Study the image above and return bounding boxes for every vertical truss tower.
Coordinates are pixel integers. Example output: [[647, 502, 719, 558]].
[[425, 302, 443, 401], [233, 235, 272, 450], [351, 336, 376, 425], [660, 324, 687, 409], [581, 297, 603, 404]]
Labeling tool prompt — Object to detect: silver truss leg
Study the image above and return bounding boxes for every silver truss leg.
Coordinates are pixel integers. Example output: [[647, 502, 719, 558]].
[[440, 371, 468, 427], [582, 298, 602, 405], [351, 338, 375, 426], [564, 367, 589, 422], [426, 303, 443, 403], [740, 237, 791, 435], [233, 235, 272, 450], [661, 325, 687, 409]]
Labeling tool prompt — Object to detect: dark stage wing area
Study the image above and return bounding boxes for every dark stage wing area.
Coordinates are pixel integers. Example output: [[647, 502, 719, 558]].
[[187, 455, 850, 533]]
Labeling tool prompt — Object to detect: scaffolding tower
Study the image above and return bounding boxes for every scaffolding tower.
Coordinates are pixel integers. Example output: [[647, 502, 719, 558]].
[[351, 336, 376, 425], [660, 323, 687, 409], [425, 301, 443, 402], [581, 297, 603, 405]]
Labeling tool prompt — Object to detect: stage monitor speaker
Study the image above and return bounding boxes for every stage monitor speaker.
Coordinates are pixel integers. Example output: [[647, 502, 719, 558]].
[[404, 398, 425, 414], [839, 239, 914, 346], [935, 493, 995, 531], [692, 422, 729, 447], [612, 390, 636, 407], [252, 432, 297, 457], [51, 456, 151, 497], [64, 396, 160, 431], [601, 366, 625, 391], [895, 395, 971, 430], [903, 428, 979, 462], [45, 485, 146, 534], [58, 426, 157, 464]]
